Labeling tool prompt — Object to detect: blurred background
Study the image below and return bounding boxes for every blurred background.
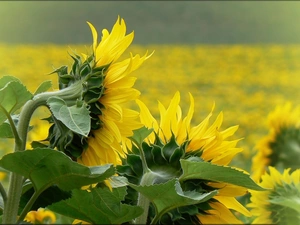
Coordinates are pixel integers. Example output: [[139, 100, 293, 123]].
[[1, 1, 300, 45]]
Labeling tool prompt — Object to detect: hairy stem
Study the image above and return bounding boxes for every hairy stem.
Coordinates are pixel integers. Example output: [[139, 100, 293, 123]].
[[135, 171, 158, 224]]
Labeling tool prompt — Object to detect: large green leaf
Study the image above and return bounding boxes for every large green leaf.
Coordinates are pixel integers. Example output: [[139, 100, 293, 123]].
[[33, 80, 52, 95], [47, 97, 90, 137], [48, 186, 143, 224], [0, 76, 32, 125], [179, 159, 264, 190], [130, 179, 217, 222], [0, 148, 115, 192], [0, 76, 20, 89]]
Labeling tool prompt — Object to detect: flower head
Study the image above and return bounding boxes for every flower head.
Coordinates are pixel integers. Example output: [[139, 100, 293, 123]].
[[118, 92, 251, 224], [78, 17, 152, 166], [137, 91, 242, 166], [248, 167, 300, 225], [48, 17, 152, 165], [251, 102, 300, 181]]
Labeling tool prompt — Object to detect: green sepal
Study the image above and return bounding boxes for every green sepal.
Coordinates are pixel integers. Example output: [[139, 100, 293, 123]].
[[129, 126, 153, 147], [47, 118, 88, 159], [268, 182, 300, 225]]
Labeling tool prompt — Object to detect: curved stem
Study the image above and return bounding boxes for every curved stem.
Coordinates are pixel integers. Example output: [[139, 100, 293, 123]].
[[2, 98, 41, 224], [2, 81, 83, 224]]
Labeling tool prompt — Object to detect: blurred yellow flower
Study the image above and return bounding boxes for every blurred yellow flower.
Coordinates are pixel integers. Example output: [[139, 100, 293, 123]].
[[251, 102, 300, 181], [0, 171, 6, 180], [24, 208, 56, 224], [248, 167, 300, 224]]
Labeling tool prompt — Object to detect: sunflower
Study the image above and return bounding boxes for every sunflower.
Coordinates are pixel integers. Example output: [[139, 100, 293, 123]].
[[137, 91, 243, 166], [251, 102, 300, 181], [119, 91, 251, 224], [47, 17, 151, 165], [77, 17, 152, 166], [248, 166, 300, 225]]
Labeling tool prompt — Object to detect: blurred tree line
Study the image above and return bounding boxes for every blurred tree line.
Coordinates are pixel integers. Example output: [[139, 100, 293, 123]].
[[1, 1, 300, 44]]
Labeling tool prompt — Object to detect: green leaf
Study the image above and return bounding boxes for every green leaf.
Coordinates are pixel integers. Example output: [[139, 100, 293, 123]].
[[0, 122, 13, 138], [47, 97, 90, 137], [33, 80, 52, 95], [129, 126, 153, 146], [179, 159, 264, 191], [0, 78, 32, 125], [109, 176, 129, 188], [0, 76, 20, 89], [0, 148, 115, 192], [130, 179, 217, 222], [48, 186, 143, 224]]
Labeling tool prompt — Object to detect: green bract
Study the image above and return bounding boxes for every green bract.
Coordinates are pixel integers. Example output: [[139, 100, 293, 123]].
[[268, 182, 300, 225], [46, 53, 109, 159]]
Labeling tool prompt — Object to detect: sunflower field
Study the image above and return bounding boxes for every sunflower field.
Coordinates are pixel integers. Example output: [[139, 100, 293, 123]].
[[1, 44, 300, 168], [0, 18, 299, 224]]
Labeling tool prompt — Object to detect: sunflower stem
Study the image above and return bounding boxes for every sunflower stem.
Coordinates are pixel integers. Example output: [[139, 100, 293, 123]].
[[135, 171, 157, 224], [2, 81, 83, 224], [134, 139, 154, 224]]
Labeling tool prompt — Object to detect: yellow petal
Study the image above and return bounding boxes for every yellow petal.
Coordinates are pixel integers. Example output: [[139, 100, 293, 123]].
[[214, 196, 252, 217], [87, 21, 98, 52]]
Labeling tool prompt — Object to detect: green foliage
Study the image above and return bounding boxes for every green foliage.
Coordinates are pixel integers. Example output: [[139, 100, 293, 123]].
[[129, 126, 153, 147], [268, 182, 300, 225], [19, 184, 71, 214], [0, 76, 32, 125], [33, 80, 52, 96], [0, 148, 115, 192], [48, 186, 143, 224], [179, 159, 265, 191], [47, 96, 91, 137], [130, 178, 217, 224]]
